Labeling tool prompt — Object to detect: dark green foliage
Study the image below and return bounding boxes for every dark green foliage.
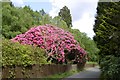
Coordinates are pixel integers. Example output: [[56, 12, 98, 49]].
[[93, 2, 120, 57], [58, 6, 72, 28], [93, 1, 120, 79], [2, 39, 49, 67], [100, 56, 120, 79]]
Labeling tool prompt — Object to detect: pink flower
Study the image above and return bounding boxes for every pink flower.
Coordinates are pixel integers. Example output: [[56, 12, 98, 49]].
[[11, 24, 87, 63]]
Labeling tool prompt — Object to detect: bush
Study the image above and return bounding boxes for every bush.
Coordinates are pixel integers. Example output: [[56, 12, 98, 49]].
[[100, 55, 120, 80], [2, 39, 49, 67], [11, 25, 87, 64]]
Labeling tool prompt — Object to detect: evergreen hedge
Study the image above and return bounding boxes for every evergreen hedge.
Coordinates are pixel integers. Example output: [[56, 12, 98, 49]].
[[2, 39, 49, 67]]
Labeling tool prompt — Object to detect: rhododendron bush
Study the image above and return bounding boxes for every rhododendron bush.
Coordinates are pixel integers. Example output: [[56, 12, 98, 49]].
[[11, 24, 87, 64]]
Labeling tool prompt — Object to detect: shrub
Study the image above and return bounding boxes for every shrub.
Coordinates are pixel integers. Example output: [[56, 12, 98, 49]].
[[11, 24, 87, 64], [2, 39, 49, 67], [100, 55, 120, 80]]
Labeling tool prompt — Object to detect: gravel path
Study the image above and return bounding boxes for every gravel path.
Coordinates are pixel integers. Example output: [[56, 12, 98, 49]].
[[63, 66, 101, 80]]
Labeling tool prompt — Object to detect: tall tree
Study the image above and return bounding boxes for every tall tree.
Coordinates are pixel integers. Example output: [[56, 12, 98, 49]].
[[93, 2, 120, 57], [93, 1, 120, 79], [58, 6, 72, 28]]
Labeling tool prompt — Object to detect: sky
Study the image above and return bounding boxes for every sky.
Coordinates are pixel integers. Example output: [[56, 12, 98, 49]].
[[11, 0, 99, 39]]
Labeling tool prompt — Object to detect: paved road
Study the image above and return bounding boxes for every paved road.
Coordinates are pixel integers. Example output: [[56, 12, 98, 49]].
[[63, 66, 101, 80]]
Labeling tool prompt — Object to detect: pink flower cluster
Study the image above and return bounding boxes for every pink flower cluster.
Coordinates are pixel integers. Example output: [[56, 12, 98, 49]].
[[11, 24, 87, 63]]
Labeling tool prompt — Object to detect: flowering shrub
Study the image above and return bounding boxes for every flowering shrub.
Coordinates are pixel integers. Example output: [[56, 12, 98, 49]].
[[11, 24, 87, 64]]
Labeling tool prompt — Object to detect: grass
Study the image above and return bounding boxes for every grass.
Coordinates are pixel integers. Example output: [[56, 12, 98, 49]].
[[42, 69, 81, 80], [86, 61, 98, 64]]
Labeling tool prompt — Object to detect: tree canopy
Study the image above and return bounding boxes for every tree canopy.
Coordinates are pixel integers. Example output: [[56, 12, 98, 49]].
[[2, 2, 45, 39], [93, 2, 120, 57], [58, 6, 72, 28], [93, 1, 120, 79]]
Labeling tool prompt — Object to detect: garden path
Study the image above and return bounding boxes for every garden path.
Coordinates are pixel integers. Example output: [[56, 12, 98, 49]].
[[63, 66, 101, 80]]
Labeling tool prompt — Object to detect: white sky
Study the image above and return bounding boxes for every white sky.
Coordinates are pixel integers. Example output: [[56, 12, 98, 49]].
[[11, 0, 99, 38]]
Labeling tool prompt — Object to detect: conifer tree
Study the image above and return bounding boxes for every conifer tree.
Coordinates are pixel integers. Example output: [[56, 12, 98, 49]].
[[59, 6, 72, 28], [93, 2, 120, 57]]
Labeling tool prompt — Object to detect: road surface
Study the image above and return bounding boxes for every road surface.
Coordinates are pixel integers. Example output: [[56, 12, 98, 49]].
[[63, 66, 101, 80]]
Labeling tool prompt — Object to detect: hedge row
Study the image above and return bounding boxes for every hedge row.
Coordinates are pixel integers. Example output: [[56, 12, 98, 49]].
[[2, 39, 49, 67]]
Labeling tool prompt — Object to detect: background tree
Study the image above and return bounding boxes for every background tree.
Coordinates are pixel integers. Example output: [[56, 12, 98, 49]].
[[93, 1, 120, 79], [2, 3, 43, 39], [39, 9, 46, 16], [94, 1, 120, 58], [51, 16, 68, 30], [58, 6, 72, 28]]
